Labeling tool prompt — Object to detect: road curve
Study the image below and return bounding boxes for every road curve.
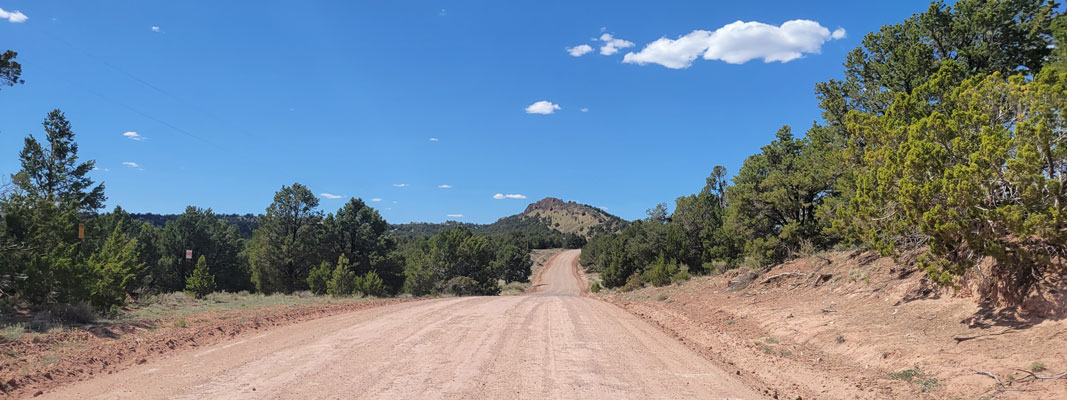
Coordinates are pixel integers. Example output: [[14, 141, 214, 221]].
[[43, 250, 760, 399]]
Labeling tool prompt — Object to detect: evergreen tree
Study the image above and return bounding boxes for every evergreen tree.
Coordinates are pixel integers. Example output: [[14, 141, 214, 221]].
[[12, 109, 105, 212], [248, 183, 322, 293], [185, 255, 217, 299], [327, 254, 358, 296], [87, 225, 142, 309], [0, 50, 23, 90]]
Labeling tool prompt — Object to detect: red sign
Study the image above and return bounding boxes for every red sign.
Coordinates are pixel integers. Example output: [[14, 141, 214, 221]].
[[185, 250, 193, 260]]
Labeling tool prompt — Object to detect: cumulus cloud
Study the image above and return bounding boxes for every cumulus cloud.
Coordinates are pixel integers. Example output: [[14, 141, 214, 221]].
[[0, 8, 27, 23], [580, 108, 589, 112], [392, 183, 408, 187], [447, 214, 463, 218], [151, 26, 160, 32], [566, 44, 593, 57], [438, 184, 452, 189], [622, 20, 845, 69], [525, 100, 560, 115], [493, 193, 527, 200], [598, 33, 634, 55], [370, 198, 382, 202], [123, 131, 146, 141], [320, 193, 343, 199], [429, 137, 439, 142]]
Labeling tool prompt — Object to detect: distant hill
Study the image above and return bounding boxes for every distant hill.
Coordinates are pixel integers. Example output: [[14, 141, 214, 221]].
[[521, 197, 626, 239], [390, 197, 627, 248]]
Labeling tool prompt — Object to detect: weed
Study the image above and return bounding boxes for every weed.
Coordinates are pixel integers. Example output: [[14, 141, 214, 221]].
[[174, 318, 188, 328], [779, 349, 793, 356], [835, 335, 846, 344], [1, 323, 27, 341], [3, 349, 19, 358], [763, 337, 779, 344], [590, 281, 602, 293], [1030, 361, 1047, 372], [890, 364, 941, 393], [848, 268, 870, 283], [40, 354, 60, 366], [656, 292, 669, 301], [726, 319, 737, 325]]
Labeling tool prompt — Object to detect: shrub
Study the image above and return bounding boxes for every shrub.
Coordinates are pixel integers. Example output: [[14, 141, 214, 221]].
[[327, 254, 358, 296], [438, 276, 479, 296], [620, 272, 644, 292], [185, 256, 217, 299], [359, 271, 386, 297], [589, 281, 601, 293], [307, 261, 331, 295], [643, 254, 677, 287], [1030, 361, 1048, 372]]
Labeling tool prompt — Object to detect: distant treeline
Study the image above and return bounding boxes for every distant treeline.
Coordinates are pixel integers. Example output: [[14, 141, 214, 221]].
[[131, 213, 259, 238], [392, 214, 587, 250], [583, 0, 1067, 302], [0, 113, 532, 310]]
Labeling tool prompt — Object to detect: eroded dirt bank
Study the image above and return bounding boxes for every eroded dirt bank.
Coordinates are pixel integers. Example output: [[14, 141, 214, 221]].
[[603, 251, 1067, 399]]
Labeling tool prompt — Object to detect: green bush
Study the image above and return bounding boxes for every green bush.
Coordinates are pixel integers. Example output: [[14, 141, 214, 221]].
[[307, 261, 331, 295], [327, 254, 358, 296], [620, 272, 644, 292], [185, 255, 217, 299], [589, 281, 601, 293], [359, 271, 386, 297]]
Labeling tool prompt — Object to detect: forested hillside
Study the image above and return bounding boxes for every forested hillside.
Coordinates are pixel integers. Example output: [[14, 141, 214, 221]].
[[391, 197, 621, 249], [582, 0, 1066, 303]]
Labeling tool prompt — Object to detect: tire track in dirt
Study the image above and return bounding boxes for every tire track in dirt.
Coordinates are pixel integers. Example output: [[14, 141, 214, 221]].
[[40, 250, 761, 399]]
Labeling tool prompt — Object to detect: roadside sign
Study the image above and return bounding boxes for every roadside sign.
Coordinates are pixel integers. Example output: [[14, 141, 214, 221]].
[[185, 250, 193, 260], [78, 223, 85, 239]]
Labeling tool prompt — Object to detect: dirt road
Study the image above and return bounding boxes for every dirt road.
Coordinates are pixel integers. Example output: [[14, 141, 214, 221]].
[[43, 250, 759, 399]]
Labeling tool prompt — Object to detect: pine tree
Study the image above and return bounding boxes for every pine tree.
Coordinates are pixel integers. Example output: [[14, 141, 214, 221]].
[[185, 255, 217, 299], [87, 225, 142, 309]]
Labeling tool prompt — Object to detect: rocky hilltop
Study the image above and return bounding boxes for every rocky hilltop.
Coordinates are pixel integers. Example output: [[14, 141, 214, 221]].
[[522, 197, 625, 238]]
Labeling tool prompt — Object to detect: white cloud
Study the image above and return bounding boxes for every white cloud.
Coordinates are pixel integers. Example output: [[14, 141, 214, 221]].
[[392, 183, 408, 187], [598, 206, 609, 210], [0, 8, 27, 23], [493, 193, 527, 200], [151, 26, 160, 32], [123, 131, 146, 141], [92, 167, 110, 172], [320, 193, 343, 199], [525, 100, 560, 115], [566, 44, 593, 57], [370, 198, 382, 202], [429, 137, 439, 142], [439, 9, 447, 16], [122, 161, 141, 169], [598, 33, 634, 56], [438, 184, 452, 189], [447, 214, 463, 218], [580, 108, 589, 112], [622, 20, 845, 69]]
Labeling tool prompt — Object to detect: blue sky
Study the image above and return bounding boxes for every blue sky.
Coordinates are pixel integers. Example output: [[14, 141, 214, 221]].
[[1, 1, 931, 223]]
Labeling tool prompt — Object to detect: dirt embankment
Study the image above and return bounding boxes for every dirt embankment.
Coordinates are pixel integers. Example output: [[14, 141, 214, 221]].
[[602, 251, 1067, 400], [0, 298, 408, 398]]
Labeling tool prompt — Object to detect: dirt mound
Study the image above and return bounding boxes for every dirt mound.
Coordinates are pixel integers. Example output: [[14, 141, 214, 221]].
[[0, 298, 407, 398], [603, 250, 1067, 399]]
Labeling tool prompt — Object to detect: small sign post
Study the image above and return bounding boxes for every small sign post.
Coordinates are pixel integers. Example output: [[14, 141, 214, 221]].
[[78, 223, 85, 239], [185, 250, 193, 260]]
